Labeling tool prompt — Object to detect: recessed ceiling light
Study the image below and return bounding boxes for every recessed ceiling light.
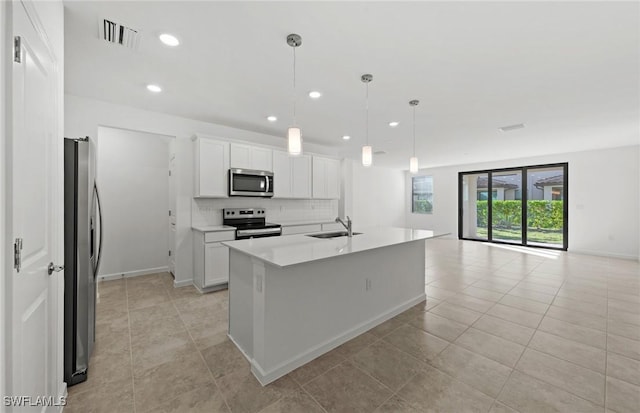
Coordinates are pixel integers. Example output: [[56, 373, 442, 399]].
[[388, 121, 399, 127], [308, 91, 322, 99], [146, 84, 162, 93], [159, 33, 180, 47], [342, 135, 351, 140], [267, 115, 277, 122]]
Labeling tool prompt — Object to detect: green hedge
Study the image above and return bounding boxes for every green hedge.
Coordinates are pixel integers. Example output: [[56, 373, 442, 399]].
[[414, 200, 433, 213], [476, 200, 563, 230]]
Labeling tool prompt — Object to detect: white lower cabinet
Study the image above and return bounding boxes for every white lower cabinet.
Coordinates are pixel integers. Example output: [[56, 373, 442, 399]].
[[205, 243, 229, 286], [194, 230, 235, 292]]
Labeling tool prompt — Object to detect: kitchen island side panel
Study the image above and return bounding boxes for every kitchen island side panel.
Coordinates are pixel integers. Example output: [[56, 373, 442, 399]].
[[253, 239, 426, 383], [228, 249, 255, 358]]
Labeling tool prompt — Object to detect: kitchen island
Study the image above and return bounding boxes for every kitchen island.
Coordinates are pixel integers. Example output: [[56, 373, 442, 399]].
[[222, 227, 446, 385]]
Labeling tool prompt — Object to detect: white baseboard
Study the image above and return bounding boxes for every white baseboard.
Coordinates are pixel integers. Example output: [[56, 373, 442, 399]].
[[173, 279, 194, 288], [569, 249, 639, 262], [98, 266, 169, 281], [193, 282, 228, 294], [245, 293, 426, 386]]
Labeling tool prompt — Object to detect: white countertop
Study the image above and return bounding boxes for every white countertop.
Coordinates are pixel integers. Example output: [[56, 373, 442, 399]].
[[222, 227, 448, 268], [192, 225, 236, 232]]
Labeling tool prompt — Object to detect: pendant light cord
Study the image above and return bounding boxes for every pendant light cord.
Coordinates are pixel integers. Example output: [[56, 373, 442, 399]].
[[413, 105, 416, 156], [365, 81, 369, 146], [292, 46, 297, 125]]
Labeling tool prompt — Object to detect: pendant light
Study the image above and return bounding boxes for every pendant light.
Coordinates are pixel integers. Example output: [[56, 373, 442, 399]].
[[361, 74, 373, 167], [287, 34, 302, 155], [409, 99, 419, 174]]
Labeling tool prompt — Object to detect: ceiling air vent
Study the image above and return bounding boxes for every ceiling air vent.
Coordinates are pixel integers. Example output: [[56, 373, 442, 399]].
[[373, 150, 386, 155], [499, 123, 525, 132], [99, 18, 141, 50]]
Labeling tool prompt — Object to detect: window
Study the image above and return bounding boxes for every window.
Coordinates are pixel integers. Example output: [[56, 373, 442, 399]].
[[412, 176, 433, 214], [477, 190, 497, 201]]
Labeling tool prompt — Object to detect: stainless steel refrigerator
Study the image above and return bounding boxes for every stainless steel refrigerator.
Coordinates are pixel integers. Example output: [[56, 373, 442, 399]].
[[64, 137, 103, 386]]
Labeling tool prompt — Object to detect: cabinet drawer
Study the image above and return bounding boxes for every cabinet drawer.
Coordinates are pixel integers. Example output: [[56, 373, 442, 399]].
[[204, 231, 236, 243], [281, 224, 322, 235]]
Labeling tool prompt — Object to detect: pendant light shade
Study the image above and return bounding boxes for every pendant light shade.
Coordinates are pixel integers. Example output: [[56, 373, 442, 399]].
[[361, 74, 373, 167], [287, 34, 303, 155], [409, 99, 420, 174], [362, 145, 373, 167], [287, 127, 302, 155], [409, 156, 419, 174]]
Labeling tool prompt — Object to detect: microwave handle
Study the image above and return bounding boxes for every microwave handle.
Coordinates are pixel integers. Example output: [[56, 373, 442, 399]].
[[266, 176, 270, 193]]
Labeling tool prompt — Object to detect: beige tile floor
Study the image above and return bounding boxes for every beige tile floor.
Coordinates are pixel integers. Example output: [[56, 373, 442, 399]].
[[65, 239, 640, 413]]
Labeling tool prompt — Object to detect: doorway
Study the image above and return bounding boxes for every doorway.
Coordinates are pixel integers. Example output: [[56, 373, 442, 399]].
[[458, 163, 568, 250], [96, 127, 175, 279]]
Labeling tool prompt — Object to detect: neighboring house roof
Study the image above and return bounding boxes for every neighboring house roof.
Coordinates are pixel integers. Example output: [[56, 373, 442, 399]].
[[534, 175, 564, 189], [476, 177, 519, 190]]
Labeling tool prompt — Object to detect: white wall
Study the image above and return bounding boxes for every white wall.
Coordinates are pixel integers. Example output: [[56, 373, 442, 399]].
[[65, 94, 340, 286], [405, 145, 640, 260], [343, 160, 406, 230], [97, 127, 171, 278]]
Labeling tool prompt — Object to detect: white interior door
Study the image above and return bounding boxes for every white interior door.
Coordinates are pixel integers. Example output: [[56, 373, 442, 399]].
[[10, 1, 60, 409]]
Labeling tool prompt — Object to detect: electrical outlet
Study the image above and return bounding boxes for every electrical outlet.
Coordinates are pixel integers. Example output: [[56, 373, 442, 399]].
[[365, 278, 372, 291]]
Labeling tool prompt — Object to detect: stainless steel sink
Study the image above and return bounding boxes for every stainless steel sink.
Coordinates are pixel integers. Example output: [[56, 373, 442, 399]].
[[306, 231, 362, 239]]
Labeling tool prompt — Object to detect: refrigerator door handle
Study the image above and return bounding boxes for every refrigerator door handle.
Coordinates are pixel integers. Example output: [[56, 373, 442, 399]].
[[93, 182, 103, 277]]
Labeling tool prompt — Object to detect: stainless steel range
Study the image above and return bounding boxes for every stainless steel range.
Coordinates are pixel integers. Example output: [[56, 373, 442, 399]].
[[223, 208, 282, 240]]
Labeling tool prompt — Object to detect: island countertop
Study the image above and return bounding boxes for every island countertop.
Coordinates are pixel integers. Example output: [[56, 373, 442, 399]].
[[222, 227, 447, 268]]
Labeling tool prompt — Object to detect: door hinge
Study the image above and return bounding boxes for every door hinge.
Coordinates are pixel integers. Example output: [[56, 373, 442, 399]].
[[168, 170, 171, 176], [168, 250, 171, 257], [14, 238, 23, 272], [14, 36, 21, 63]]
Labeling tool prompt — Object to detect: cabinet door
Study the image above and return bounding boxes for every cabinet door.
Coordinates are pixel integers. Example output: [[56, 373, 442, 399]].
[[251, 147, 273, 171], [230, 143, 252, 169], [326, 158, 341, 199], [204, 243, 229, 286], [197, 138, 229, 197], [272, 150, 292, 198], [312, 156, 327, 198], [291, 155, 311, 198]]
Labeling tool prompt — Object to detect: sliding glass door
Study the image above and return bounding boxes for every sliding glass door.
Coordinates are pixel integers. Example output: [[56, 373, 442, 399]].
[[459, 163, 567, 250], [491, 170, 523, 244], [460, 173, 489, 241], [526, 166, 566, 248]]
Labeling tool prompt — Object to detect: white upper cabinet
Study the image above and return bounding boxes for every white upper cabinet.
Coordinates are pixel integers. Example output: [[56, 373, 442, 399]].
[[312, 156, 340, 199], [291, 155, 312, 198], [272, 150, 311, 198], [272, 150, 292, 198], [194, 136, 229, 198], [230, 143, 273, 171]]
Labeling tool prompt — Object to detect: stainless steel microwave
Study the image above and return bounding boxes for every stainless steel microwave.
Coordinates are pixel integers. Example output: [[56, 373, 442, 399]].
[[228, 169, 274, 197]]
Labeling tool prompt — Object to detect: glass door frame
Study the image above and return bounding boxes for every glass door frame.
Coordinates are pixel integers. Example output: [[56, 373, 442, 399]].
[[458, 162, 568, 251]]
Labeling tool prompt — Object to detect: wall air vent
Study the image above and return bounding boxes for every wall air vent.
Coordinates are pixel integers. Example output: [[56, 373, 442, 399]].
[[499, 123, 525, 132], [99, 18, 141, 50], [373, 150, 386, 155]]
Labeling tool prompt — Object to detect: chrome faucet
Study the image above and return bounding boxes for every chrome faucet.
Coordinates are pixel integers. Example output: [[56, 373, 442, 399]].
[[335, 216, 353, 237]]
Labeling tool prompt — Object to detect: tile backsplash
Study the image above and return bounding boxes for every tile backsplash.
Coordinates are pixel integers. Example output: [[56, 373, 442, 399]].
[[192, 198, 339, 226]]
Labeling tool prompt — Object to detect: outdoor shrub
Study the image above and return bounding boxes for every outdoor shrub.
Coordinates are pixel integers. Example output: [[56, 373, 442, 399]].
[[476, 200, 563, 229], [414, 200, 433, 213]]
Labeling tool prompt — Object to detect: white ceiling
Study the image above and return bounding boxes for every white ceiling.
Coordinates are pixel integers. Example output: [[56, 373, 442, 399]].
[[64, 1, 639, 169]]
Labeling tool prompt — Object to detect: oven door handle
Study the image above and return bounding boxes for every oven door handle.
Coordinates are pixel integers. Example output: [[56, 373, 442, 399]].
[[236, 227, 282, 237]]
